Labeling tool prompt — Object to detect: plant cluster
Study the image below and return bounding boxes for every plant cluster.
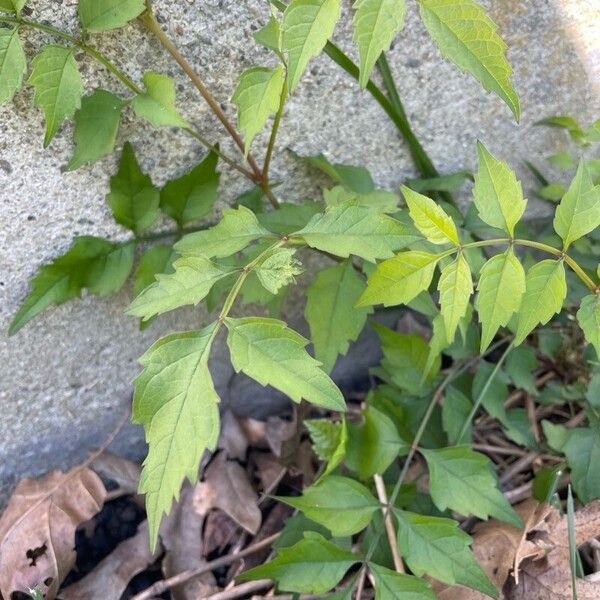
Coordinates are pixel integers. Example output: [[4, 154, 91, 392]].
[[2, 0, 600, 598]]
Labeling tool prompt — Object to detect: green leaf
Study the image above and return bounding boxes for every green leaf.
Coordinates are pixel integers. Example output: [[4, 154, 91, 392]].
[[294, 203, 417, 262], [442, 386, 473, 444], [0, 27, 26, 104], [66, 90, 124, 170], [393, 509, 497, 596], [578, 294, 600, 358], [254, 16, 283, 55], [175, 206, 272, 258], [553, 160, 600, 249], [160, 150, 220, 226], [560, 427, 600, 503], [359, 251, 439, 307], [514, 260, 567, 345], [257, 201, 322, 234], [127, 256, 232, 320], [506, 345, 538, 395], [438, 253, 472, 342], [238, 532, 358, 594], [475, 249, 525, 352], [225, 317, 345, 411], [306, 417, 348, 478], [548, 151, 576, 170], [28, 45, 83, 146], [282, 0, 341, 92], [9, 237, 134, 335], [255, 247, 303, 294], [105, 142, 161, 234], [417, 0, 519, 119], [346, 405, 407, 479], [406, 171, 472, 194], [78, 0, 145, 31], [232, 65, 284, 156], [369, 563, 437, 600], [473, 142, 526, 235], [352, 0, 406, 88], [323, 186, 400, 214], [132, 71, 189, 128], [0, 0, 26, 14], [133, 326, 220, 548], [277, 476, 380, 536], [133, 245, 176, 297], [305, 260, 372, 373], [422, 446, 521, 527], [402, 185, 459, 245]]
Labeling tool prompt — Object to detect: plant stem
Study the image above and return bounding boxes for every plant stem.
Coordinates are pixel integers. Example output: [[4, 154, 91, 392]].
[[263, 70, 289, 188], [373, 473, 405, 573]]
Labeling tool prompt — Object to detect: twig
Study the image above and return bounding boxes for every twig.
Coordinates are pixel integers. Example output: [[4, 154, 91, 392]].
[[130, 533, 280, 600], [373, 474, 404, 573], [206, 579, 273, 600], [355, 566, 367, 600], [499, 452, 539, 485]]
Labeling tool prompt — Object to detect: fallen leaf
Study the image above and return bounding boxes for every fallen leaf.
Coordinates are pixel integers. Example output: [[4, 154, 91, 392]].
[[161, 483, 217, 600], [264, 416, 296, 458], [91, 452, 141, 497], [250, 451, 286, 493], [0, 467, 106, 599], [204, 510, 241, 556], [218, 411, 250, 461], [58, 521, 157, 600], [193, 452, 262, 535]]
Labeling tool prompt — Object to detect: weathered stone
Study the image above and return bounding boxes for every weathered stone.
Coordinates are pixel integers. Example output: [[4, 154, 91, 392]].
[[0, 0, 598, 502]]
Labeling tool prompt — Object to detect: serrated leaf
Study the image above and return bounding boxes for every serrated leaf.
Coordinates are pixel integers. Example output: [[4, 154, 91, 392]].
[[9, 237, 133, 335], [421, 446, 521, 527], [402, 185, 459, 245], [393, 509, 497, 596], [352, 0, 406, 88], [438, 253, 472, 342], [578, 294, 600, 358], [78, 0, 145, 31], [257, 201, 322, 234], [225, 316, 345, 411], [442, 385, 472, 444], [0, 0, 26, 13], [238, 532, 358, 594], [277, 476, 380, 536], [132, 71, 189, 128], [106, 142, 160, 235], [475, 249, 525, 352], [254, 16, 283, 55], [67, 90, 124, 170], [359, 251, 439, 307], [553, 160, 600, 249], [474, 142, 526, 235], [418, 0, 519, 119], [305, 260, 372, 373], [255, 247, 303, 294], [28, 45, 82, 146], [232, 65, 283, 156], [369, 563, 437, 600], [133, 326, 220, 548], [294, 203, 417, 262], [133, 245, 176, 297], [127, 256, 232, 320], [559, 426, 600, 503], [282, 0, 341, 92], [0, 27, 26, 104], [323, 186, 400, 213], [306, 417, 347, 478], [175, 206, 272, 258], [514, 259, 567, 345], [160, 150, 220, 226]]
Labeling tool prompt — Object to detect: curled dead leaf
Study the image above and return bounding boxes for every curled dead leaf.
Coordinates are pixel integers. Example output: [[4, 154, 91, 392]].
[[91, 451, 142, 498], [0, 467, 106, 599]]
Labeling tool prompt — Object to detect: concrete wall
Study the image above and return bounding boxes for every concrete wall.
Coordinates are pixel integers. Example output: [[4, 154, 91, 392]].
[[0, 0, 598, 501]]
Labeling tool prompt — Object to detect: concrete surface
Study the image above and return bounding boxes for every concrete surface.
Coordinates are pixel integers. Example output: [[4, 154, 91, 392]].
[[0, 0, 599, 502]]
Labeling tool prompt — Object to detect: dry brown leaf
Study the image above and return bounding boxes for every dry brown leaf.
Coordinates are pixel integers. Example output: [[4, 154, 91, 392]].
[[250, 451, 286, 493], [0, 467, 106, 599], [161, 483, 217, 600], [218, 411, 250, 461], [58, 521, 157, 600], [91, 451, 141, 497], [264, 416, 296, 459], [193, 452, 262, 535], [204, 510, 242, 556]]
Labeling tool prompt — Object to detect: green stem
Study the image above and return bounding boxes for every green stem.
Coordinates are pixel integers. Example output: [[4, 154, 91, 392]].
[[263, 70, 288, 189], [456, 342, 513, 444]]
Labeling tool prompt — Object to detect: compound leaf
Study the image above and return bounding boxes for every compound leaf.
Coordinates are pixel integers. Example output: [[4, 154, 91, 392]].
[[421, 446, 521, 527], [577, 294, 600, 358], [28, 45, 82, 146], [514, 259, 567, 345], [225, 317, 345, 411], [438, 253, 472, 342], [305, 260, 372, 373], [132, 71, 189, 129], [294, 203, 417, 262], [67, 90, 124, 170], [474, 142, 526, 235], [417, 0, 519, 119], [106, 142, 161, 235], [282, 0, 341, 92], [133, 326, 220, 548], [0, 27, 26, 104], [475, 249, 525, 352], [78, 0, 145, 31], [369, 564, 437, 600], [160, 150, 220, 226], [352, 0, 406, 88], [232, 65, 284, 156]]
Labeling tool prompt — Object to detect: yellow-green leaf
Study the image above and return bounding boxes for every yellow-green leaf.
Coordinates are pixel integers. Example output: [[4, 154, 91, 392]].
[[0, 27, 26, 104], [438, 253, 472, 342], [132, 71, 189, 129], [577, 294, 600, 358], [78, 0, 145, 31]]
